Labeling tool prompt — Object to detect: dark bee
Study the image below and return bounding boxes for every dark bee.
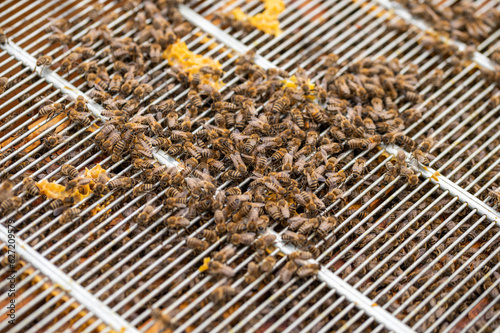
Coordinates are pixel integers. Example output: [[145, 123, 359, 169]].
[[23, 178, 40, 196], [61, 164, 79, 179]]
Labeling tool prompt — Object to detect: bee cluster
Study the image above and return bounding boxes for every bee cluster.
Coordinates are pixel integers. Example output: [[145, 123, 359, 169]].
[[0, 0, 500, 332], [394, 0, 500, 46]]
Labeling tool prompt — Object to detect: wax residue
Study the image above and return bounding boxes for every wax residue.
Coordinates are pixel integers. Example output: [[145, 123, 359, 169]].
[[230, 0, 285, 36], [36, 164, 107, 202], [162, 41, 223, 89]]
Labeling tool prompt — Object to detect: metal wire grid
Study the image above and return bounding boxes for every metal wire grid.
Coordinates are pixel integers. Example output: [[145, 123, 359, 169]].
[[0, 244, 117, 333], [0, 0, 500, 330]]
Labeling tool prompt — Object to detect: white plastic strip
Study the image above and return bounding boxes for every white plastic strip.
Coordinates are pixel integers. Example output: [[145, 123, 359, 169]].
[[178, 5, 277, 70], [372, 0, 496, 71], [0, 41, 178, 168], [382, 144, 500, 226], [268, 229, 416, 333], [0, 224, 140, 333]]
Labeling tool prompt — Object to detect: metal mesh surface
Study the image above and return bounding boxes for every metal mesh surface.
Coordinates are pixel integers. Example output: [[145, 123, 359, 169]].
[[0, 0, 499, 332]]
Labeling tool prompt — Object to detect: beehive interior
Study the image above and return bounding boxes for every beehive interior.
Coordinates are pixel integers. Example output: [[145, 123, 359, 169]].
[[0, 0, 500, 333]]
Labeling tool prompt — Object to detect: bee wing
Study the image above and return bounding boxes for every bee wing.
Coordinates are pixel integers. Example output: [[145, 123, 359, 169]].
[[175, 190, 189, 198], [53, 206, 68, 216]]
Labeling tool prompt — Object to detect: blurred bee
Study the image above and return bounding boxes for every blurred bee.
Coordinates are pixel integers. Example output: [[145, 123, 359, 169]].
[[59, 208, 81, 223], [94, 173, 109, 194], [317, 216, 337, 237], [229, 152, 247, 173], [298, 218, 319, 235], [0, 77, 8, 94], [186, 238, 209, 252], [303, 166, 320, 190], [400, 166, 418, 186], [272, 96, 290, 113], [344, 138, 368, 150], [68, 108, 91, 127], [279, 260, 298, 283], [208, 261, 235, 277], [133, 183, 156, 197], [254, 233, 277, 250], [213, 245, 235, 264], [108, 177, 135, 190], [36, 55, 53, 71], [209, 286, 236, 303], [200, 84, 221, 101], [296, 263, 320, 278], [213, 101, 238, 111], [133, 83, 153, 100], [164, 191, 189, 208], [201, 229, 218, 243], [109, 74, 123, 94], [231, 232, 256, 246], [61, 164, 79, 179], [352, 157, 366, 179], [166, 216, 190, 229], [43, 134, 67, 148], [324, 188, 343, 203], [418, 136, 434, 153], [488, 187, 500, 205], [39, 102, 63, 116], [48, 32, 71, 44], [23, 178, 40, 196], [282, 231, 306, 246], [0, 196, 21, 213], [260, 256, 277, 272], [0, 28, 6, 44]]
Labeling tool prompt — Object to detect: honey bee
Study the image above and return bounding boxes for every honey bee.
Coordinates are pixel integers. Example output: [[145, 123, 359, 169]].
[[253, 233, 277, 251], [36, 55, 53, 71], [324, 189, 343, 203], [209, 286, 236, 304], [23, 178, 40, 196], [352, 157, 366, 179], [133, 83, 153, 100], [229, 152, 247, 173], [43, 134, 66, 148], [186, 238, 209, 252], [221, 170, 244, 181], [298, 218, 320, 235], [400, 166, 418, 186], [260, 256, 277, 272], [59, 208, 81, 223], [344, 138, 368, 150], [164, 192, 189, 208], [39, 102, 63, 116], [0, 28, 6, 44], [0, 77, 8, 94], [282, 231, 306, 246], [488, 187, 500, 205], [304, 166, 321, 190], [133, 183, 156, 197], [108, 177, 135, 190], [136, 205, 155, 226], [68, 109, 91, 127], [48, 32, 72, 45], [279, 260, 298, 283], [166, 216, 190, 229], [418, 136, 434, 153], [317, 216, 337, 237], [296, 263, 320, 278], [200, 229, 217, 243], [289, 250, 313, 261], [48, 199, 64, 211], [61, 164, 79, 179], [231, 232, 256, 246], [208, 261, 235, 277], [108, 74, 123, 94]]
